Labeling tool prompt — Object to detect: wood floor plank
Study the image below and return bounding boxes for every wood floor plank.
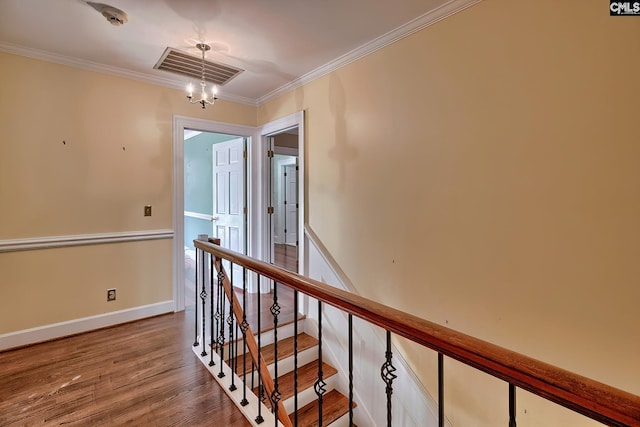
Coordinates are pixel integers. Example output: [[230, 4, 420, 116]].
[[0, 309, 250, 427], [292, 389, 356, 427], [274, 243, 298, 273]]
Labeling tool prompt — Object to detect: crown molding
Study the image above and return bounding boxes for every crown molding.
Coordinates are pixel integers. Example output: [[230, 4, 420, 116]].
[[0, 41, 257, 106], [0, 0, 480, 108], [256, 0, 482, 105]]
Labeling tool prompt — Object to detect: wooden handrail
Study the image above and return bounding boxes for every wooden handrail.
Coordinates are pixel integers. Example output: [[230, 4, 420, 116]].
[[194, 240, 640, 427], [208, 240, 293, 427]]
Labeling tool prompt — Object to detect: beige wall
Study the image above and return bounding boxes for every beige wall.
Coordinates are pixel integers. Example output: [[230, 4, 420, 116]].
[[259, 0, 640, 425], [0, 52, 256, 334], [0, 241, 173, 332]]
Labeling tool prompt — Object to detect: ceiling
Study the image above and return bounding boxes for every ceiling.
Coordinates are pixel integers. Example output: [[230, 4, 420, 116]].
[[0, 0, 473, 105]]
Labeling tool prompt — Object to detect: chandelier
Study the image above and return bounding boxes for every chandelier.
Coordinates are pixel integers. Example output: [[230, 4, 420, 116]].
[[186, 43, 218, 109]]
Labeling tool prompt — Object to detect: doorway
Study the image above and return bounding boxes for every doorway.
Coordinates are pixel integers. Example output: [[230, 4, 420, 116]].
[[173, 116, 255, 312], [173, 111, 304, 309], [183, 131, 246, 308], [268, 130, 299, 273]]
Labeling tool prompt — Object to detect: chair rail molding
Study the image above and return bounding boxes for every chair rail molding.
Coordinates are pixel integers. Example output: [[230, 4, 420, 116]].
[[0, 229, 174, 253], [184, 211, 215, 221]]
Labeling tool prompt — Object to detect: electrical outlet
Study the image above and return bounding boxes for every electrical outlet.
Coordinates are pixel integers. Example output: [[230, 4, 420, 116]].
[[144, 205, 152, 216], [107, 288, 116, 301]]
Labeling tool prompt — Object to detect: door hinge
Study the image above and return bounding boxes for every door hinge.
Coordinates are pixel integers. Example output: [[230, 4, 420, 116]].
[[284, 200, 287, 205], [267, 150, 274, 158], [296, 203, 299, 209], [284, 172, 287, 177], [243, 150, 248, 158], [267, 206, 274, 214], [296, 240, 299, 246], [284, 228, 287, 233], [243, 207, 247, 215], [296, 166, 299, 171]]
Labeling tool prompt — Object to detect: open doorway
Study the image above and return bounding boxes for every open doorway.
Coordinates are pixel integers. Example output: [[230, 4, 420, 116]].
[[173, 116, 255, 312], [174, 111, 304, 308], [183, 130, 246, 308], [268, 130, 299, 273]]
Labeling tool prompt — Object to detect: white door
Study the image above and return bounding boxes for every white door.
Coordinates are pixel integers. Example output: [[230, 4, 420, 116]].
[[283, 164, 298, 246], [212, 138, 245, 285]]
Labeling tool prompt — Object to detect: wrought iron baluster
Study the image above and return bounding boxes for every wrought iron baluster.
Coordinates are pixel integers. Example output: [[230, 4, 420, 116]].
[[255, 274, 264, 424], [235, 310, 239, 386], [214, 260, 222, 358], [228, 263, 236, 390], [218, 264, 226, 379], [270, 282, 282, 422], [211, 257, 224, 361], [193, 247, 199, 348], [209, 255, 215, 367], [348, 313, 354, 426], [509, 384, 517, 427], [438, 353, 444, 427], [293, 289, 299, 426], [200, 249, 207, 357], [240, 267, 249, 407], [314, 300, 326, 426], [381, 330, 397, 427]]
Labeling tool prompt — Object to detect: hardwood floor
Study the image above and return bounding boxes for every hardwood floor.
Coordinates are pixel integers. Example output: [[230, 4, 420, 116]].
[[1, 249, 306, 426], [0, 308, 250, 427], [185, 254, 301, 333], [274, 243, 297, 273], [234, 284, 300, 332]]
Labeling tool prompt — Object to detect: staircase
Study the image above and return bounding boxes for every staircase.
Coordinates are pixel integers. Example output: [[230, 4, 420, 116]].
[[223, 318, 356, 426], [194, 239, 640, 427], [191, 237, 356, 426]]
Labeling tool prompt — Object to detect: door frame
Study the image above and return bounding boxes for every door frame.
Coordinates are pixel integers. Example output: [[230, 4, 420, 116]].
[[258, 111, 305, 283], [172, 111, 304, 307], [172, 115, 256, 311]]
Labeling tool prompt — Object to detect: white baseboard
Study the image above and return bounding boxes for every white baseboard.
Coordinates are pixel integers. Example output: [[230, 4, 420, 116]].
[[0, 300, 174, 351]]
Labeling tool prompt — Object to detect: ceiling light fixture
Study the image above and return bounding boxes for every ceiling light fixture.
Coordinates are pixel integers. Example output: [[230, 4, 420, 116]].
[[186, 43, 218, 109]]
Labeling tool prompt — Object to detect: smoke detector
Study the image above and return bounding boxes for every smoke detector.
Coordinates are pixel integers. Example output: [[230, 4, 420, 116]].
[[86, 2, 128, 26]]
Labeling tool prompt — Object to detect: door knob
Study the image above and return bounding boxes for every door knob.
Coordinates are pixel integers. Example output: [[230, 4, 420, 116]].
[[211, 216, 219, 222]]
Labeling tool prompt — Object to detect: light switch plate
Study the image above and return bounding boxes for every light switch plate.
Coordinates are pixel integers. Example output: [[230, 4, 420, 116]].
[[144, 205, 152, 216]]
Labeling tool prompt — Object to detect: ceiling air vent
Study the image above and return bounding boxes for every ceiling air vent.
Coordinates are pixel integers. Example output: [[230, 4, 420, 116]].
[[154, 47, 243, 86]]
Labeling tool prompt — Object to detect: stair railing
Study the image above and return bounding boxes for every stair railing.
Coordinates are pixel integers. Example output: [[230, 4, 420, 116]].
[[196, 237, 293, 427], [193, 238, 640, 427]]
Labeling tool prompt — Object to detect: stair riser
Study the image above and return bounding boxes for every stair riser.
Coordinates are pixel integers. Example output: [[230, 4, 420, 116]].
[[243, 345, 318, 388], [222, 320, 301, 358], [267, 346, 318, 378], [282, 373, 339, 414]]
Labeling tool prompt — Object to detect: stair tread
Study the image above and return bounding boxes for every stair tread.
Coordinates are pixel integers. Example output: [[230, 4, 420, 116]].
[[291, 389, 356, 427], [254, 360, 338, 404], [229, 332, 318, 375]]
